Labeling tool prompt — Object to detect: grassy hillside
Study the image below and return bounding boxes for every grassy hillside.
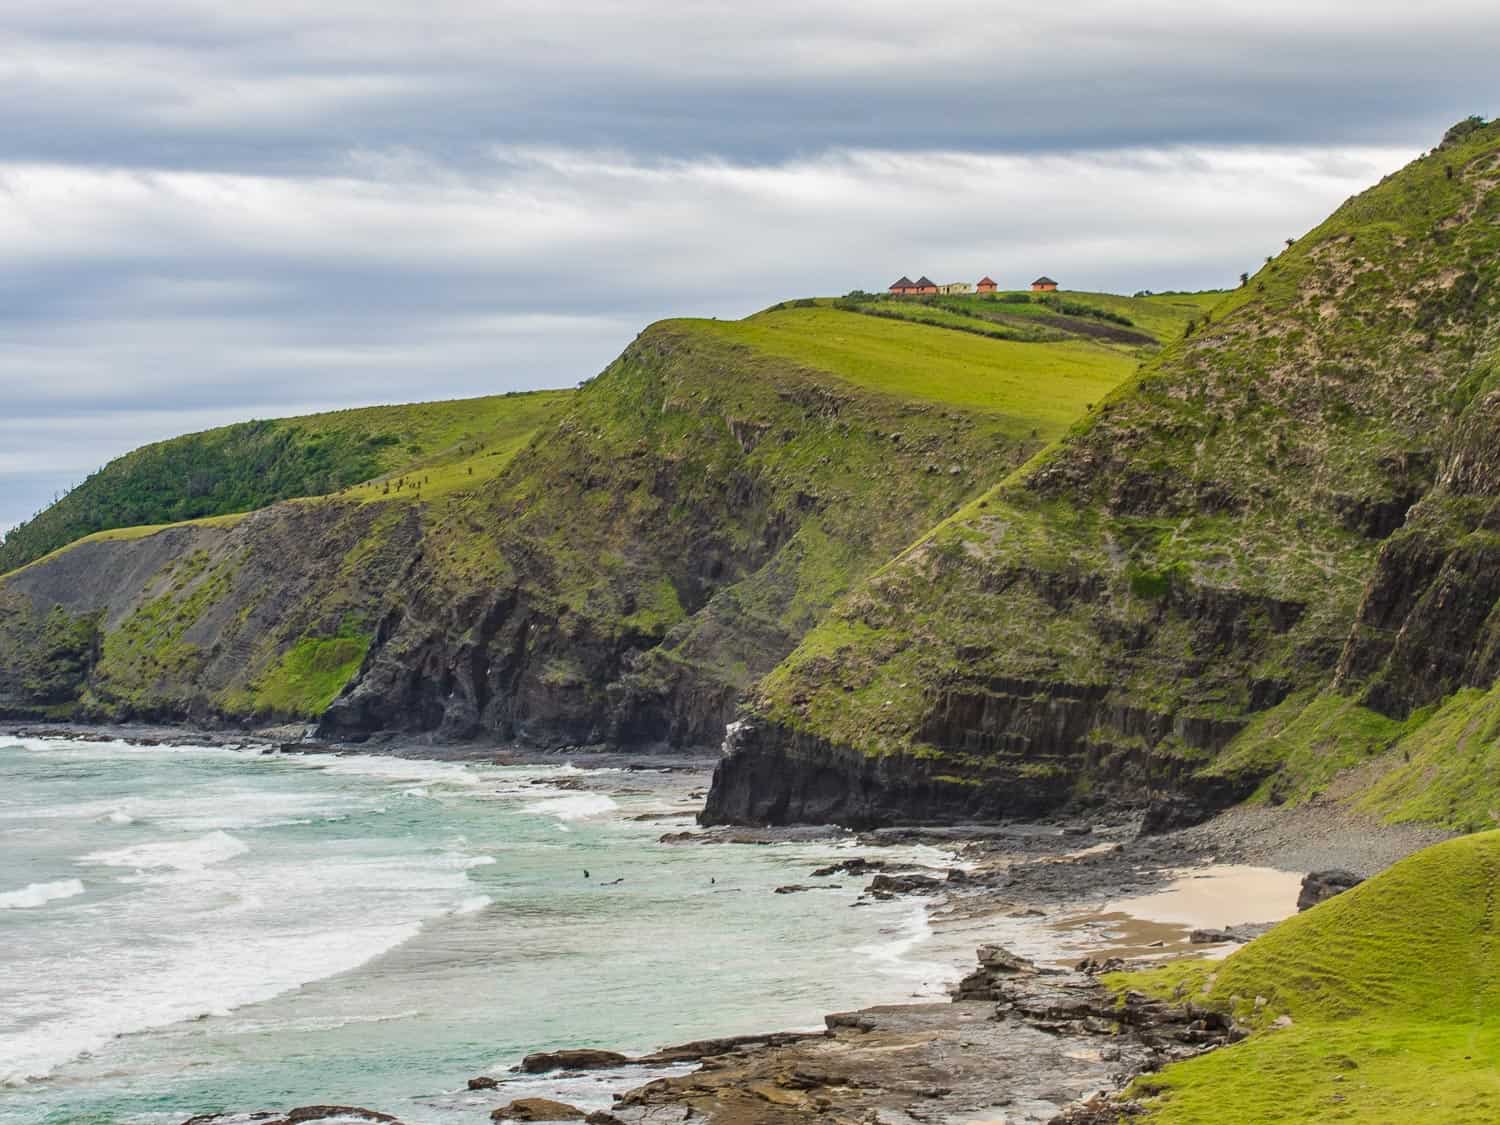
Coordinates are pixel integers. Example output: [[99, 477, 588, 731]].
[[0, 286, 1194, 732], [705, 118, 1500, 827], [1109, 831, 1500, 1122], [690, 304, 1145, 437], [0, 390, 572, 575]]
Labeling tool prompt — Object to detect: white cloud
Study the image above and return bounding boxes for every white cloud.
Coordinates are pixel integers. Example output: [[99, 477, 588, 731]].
[[0, 0, 1489, 529]]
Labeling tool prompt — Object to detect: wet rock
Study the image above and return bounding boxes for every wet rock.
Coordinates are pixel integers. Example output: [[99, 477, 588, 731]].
[[866, 872, 944, 896], [636, 1030, 824, 1065], [583, 1114, 625, 1125], [1189, 923, 1271, 945], [519, 1049, 629, 1073], [1297, 869, 1362, 911], [490, 1099, 585, 1122], [773, 883, 840, 894], [263, 1110, 401, 1125], [810, 857, 886, 877], [467, 1076, 500, 1090]]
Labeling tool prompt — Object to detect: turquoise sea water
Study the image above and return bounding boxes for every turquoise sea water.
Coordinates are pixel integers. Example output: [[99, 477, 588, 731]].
[[0, 737, 957, 1124]]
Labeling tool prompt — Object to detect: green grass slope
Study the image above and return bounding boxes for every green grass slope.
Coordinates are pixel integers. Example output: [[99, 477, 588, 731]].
[[0, 285, 1193, 734], [0, 390, 572, 575], [719, 118, 1500, 826], [689, 303, 1149, 437], [1111, 831, 1500, 1123], [326, 304, 1170, 743]]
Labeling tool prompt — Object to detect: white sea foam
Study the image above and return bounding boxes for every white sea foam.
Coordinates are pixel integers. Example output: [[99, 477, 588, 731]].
[[83, 831, 250, 872], [0, 918, 425, 1087], [0, 879, 85, 910], [521, 793, 618, 822], [101, 810, 135, 825], [292, 754, 488, 787], [464, 855, 496, 869], [453, 895, 492, 915], [852, 904, 959, 992]]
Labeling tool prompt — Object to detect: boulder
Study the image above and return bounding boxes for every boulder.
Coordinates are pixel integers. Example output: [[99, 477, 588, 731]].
[[866, 873, 943, 896], [1138, 796, 1213, 835], [1297, 869, 1362, 911], [519, 1049, 629, 1074], [490, 1098, 585, 1122], [953, 944, 1040, 1000], [468, 1076, 500, 1090]]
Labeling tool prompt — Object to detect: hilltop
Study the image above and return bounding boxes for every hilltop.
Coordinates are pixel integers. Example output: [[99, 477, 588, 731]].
[[0, 287, 1198, 737], [705, 118, 1500, 829], [0, 391, 573, 575]]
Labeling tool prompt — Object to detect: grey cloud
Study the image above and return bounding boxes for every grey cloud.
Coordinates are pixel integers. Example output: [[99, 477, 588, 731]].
[[0, 0, 1491, 530]]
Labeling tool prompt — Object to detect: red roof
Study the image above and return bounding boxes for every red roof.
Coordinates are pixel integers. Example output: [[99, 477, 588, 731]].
[[977, 276, 996, 286]]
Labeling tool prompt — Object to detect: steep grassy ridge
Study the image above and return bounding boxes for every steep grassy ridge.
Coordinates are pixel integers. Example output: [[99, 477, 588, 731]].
[[0, 295, 1183, 734], [1109, 831, 1500, 1122], [705, 120, 1500, 827], [0, 391, 572, 575]]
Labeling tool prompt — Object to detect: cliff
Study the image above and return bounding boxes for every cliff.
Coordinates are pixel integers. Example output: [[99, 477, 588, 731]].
[[0, 292, 1192, 745], [705, 120, 1500, 828]]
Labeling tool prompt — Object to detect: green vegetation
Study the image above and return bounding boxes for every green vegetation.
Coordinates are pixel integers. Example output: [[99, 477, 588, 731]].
[[250, 627, 371, 716], [689, 305, 1144, 441], [751, 119, 1500, 815], [1, 276, 1192, 733], [1107, 832, 1500, 1123], [0, 390, 571, 574]]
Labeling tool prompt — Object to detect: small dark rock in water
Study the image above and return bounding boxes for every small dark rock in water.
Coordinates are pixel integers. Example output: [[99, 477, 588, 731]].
[[774, 883, 840, 894], [468, 1076, 500, 1090], [1297, 869, 1363, 911], [490, 1098, 585, 1121], [190, 1109, 403, 1125], [866, 873, 943, 895], [519, 1049, 629, 1074], [584, 1114, 626, 1125], [810, 857, 884, 877]]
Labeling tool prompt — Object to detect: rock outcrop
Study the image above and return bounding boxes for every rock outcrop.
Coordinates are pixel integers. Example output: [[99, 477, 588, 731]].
[[1297, 869, 1363, 911]]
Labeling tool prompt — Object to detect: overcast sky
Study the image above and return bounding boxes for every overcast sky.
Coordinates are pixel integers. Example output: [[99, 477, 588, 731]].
[[2, 1, 1495, 531]]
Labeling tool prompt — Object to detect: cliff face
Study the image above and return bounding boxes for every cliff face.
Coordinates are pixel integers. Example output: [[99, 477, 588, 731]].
[[0, 502, 421, 723], [317, 325, 1034, 746], [705, 123, 1500, 827], [0, 317, 1051, 743]]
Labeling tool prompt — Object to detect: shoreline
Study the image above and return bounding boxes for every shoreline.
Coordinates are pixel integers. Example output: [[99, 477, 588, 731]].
[[3, 725, 1453, 1124]]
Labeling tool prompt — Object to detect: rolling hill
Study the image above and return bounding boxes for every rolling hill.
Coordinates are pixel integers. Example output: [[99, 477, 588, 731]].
[[1110, 830, 1500, 1122], [0, 287, 1199, 737]]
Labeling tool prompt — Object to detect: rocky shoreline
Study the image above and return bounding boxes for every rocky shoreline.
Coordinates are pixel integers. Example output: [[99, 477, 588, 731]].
[[5, 725, 1448, 1125], [172, 801, 1448, 1125]]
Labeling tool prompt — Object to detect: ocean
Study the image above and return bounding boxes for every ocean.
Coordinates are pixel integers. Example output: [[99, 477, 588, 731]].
[[0, 736, 959, 1124]]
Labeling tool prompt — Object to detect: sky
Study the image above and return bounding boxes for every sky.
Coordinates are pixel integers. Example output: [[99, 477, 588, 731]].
[[2, 1, 1496, 531]]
